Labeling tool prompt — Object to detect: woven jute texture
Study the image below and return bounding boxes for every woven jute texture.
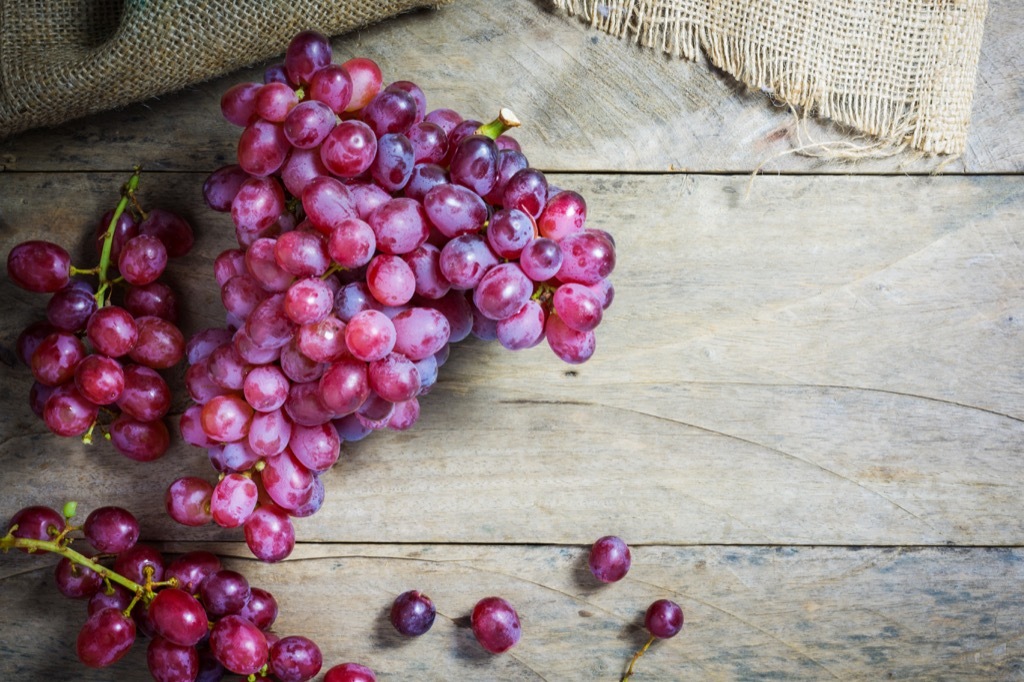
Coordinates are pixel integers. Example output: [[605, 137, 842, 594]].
[[0, 0, 452, 138], [554, 0, 988, 157]]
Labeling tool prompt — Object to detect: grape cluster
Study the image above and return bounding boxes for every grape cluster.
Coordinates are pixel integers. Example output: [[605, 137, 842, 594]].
[[6, 172, 191, 462], [4, 503, 326, 682], [171, 31, 617, 561]]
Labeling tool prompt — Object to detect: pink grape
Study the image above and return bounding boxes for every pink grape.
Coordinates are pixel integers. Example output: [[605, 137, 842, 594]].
[[473, 262, 533, 321], [424, 107, 462, 134], [438, 233, 499, 290], [249, 408, 293, 457], [309, 63, 353, 113], [139, 208, 194, 258], [408, 121, 447, 164], [246, 238, 294, 292], [404, 162, 449, 202], [86, 306, 138, 358], [424, 290, 473, 343], [296, 314, 349, 362], [545, 314, 596, 364], [129, 315, 185, 369], [117, 364, 172, 421], [221, 82, 260, 126], [149, 588, 209, 646], [243, 504, 295, 562], [285, 30, 332, 85], [366, 254, 416, 306], [423, 183, 487, 238], [204, 164, 250, 212], [279, 337, 326, 383], [165, 477, 215, 526], [325, 662, 377, 682], [275, 230, 330, 277], [302, 176, 356, 233], [391, 307, 450, 360], [109, 414, 170, 461], [318, 357, 370, 415], [211, 473, 259, 528], [320, 120, 377, 177], [255, 82, 298, 122], [261, 450, 315, 510], [124, 281, 179, 321], [288, 422, 341, 472], [201, 570, 251, 617], [450, 134, 499, 196], [487, 208, 535, 259], [403, 243, 450, 300], [7, 240, 71, 293], [243, 364, 290, 412], [269, 635, 323, 682], [496, 300, 546, 351], [238, 119, 290, 177], [210, 614, 268, 675], [345, 309, 396, 362], [539, 190, 587, 240], [232, 176, 286, 235], [222, 274, 268, 320], [284, 277, 335, 324], [555, 229, 616, 285], [519, 237, 563, 282], [147, 636, 199, 682], [208, 440, 260, 473], [7, 506, 65, 547], [75, 354, 125, 405], [239, 587, 279, 630], [247, 293, 296, 349], [368, 353, 420, 403], [553, 282, 603, 332], [43, 384, 98, 437], [588, 535, 631, 583], [201, 394, 254, 442], [370, 133, 415, 192], [77, 607, 136, 668], [118, 234, 167, 286], [54, 557, 102, 599], [213, 249, 247, 288], [328, 218, 376, 268], [368, 196, 428, 254], [471, 596, 521, 654]]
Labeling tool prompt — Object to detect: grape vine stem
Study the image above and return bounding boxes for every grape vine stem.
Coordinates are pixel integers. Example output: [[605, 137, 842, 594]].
[[621, 635, 656, 681], [95, 167, 143, 307]]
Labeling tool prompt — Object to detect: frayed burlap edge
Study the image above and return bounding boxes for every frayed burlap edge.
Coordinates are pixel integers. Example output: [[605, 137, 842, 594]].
[[552, 0, 988, 159]]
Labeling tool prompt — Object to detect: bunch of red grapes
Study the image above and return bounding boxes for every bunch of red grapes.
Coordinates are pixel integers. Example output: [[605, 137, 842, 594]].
[[169, 31, 617, 561], [4, 503, 330, 681], [6, 178, 191, 462]]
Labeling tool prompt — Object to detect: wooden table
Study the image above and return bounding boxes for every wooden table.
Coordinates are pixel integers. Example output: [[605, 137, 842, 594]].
[[2, 1, 1022, 679]]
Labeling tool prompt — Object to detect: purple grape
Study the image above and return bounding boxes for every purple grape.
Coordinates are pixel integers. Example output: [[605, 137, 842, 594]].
[[147, 635, 200, 682], [285, 30, 332, 85], [149, 587, 209, 646], [450, 134, 499, 196], [360, 87, 417, 137], [54, 557, 102, 599], [83, 506, 139, 554], [423, 183, 487, 238], [210, 614, 268, 675], [269, 635, 323, 682], [496, 300, 546, 351], [139, 208, 194, 258], [403, 163, 449, 202], [118, 234, 168, 286], [473, 262, 533, 321], [239, 587, 278, 630], [645, 599, 684, 638], [47, 284, 98, 332], [588, 535, 631, 583], [204, 164, 251, 212], [221, 82, 260, 126], [165, 551, 222, 594], [438, 233, 499, 290], [370, 132, 415, 192], [7, 240, 71, 293], [77, 607, 136, 668], [390, 590, 436, 637]]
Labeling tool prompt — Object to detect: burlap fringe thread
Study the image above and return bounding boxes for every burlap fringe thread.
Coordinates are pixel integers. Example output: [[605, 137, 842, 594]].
[[553, 0, 988, 160]]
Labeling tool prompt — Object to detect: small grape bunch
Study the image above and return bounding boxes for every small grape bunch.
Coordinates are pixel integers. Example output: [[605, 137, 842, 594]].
[[2, 502, 325, 681], [170, 29, 617, 563], [6, 169, 191, 462]]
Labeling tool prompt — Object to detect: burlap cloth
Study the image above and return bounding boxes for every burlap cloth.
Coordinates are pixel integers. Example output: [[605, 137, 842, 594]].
[[554, 0, 988, 157], [0, 0, 451, 139]]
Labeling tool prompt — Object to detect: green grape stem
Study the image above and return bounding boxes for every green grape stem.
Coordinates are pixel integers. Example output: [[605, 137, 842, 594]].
[[621, 635, 656, 681], [477, 108, 521, 140], [95, 167, 143, 307], [0, 531, 146, 601]]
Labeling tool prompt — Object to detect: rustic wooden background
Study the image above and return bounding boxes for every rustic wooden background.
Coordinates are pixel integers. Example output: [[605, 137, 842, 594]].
[[1, 0, 1022, 679]]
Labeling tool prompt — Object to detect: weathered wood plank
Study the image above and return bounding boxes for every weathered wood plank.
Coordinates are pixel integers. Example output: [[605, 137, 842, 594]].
[[1, 543, 1022, 680], [0, 0, 1019, 174], [1, 172, 1021, 547]]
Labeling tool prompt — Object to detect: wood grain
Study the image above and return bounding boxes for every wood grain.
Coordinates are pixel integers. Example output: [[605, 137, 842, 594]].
[[0, 0, 1019, 174], [1, 543, 1022, 680], [1, 172, 1020, 548]]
